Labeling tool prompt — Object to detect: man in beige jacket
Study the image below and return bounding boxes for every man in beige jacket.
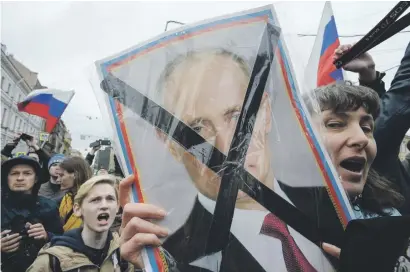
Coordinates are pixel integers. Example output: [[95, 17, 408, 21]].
[[27, 175, 134, 272]]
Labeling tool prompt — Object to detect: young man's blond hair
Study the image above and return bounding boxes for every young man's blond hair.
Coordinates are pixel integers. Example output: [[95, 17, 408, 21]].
[[74, 174, 119, 206]]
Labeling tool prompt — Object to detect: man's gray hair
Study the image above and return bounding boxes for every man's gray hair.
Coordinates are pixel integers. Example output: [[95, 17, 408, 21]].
[[303, 81, 380, 119]]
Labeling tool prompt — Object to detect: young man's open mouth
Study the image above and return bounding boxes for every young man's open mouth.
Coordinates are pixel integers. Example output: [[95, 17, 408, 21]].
[[97, 212, 110, 225]]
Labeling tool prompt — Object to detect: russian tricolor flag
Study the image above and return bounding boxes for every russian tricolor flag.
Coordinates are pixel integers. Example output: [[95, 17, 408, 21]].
[[17, 89, 75, 133], [304, 1, 345, 92]]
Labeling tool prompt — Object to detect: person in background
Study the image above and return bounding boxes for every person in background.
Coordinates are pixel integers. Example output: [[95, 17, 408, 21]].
[[57, 156, 93, 231], [334, 41, 410, 215], [85, 142, 125, 178], [85, 144, 101, 166], [1, 134, 51, 184], [38, 154, 67, 205], [27, 175, 133, 272], [113, 154, 125, 178], [1, 156, 63, 272]]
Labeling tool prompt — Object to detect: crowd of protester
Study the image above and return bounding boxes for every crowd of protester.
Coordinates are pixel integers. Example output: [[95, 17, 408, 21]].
[[1, 138, 126, 271], [0, 41, 409, 271]]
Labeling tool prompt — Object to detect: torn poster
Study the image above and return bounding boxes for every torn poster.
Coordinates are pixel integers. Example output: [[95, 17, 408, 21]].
[[94, 4, 355, 272]]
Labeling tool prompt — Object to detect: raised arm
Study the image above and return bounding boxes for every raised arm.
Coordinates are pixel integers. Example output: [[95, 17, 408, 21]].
[[373, 42, 410, 166]]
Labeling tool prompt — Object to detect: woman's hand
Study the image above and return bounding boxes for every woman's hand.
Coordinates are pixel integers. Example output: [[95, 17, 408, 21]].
[[334, 43, 376, 82], [27, 223, 48, 240], [1, 230, 22, 253], [322, 242, 341, 259]]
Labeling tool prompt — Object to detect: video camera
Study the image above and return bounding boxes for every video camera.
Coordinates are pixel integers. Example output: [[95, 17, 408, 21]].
[[89, 139, 111, 148], [11, 133, 33, 145], [19, 133, 34, 142]]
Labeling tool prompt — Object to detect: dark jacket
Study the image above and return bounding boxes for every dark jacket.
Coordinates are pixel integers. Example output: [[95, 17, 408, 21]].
[[339, 216, 410, 272], [360, 42, 410, 215], [86, 152, 124, 177], [1, 193, 63, 272], [85, 152, 95, 166], [1, 142, 18, 158], [1, 162, 63, 272], [38, 181, 68, 206]]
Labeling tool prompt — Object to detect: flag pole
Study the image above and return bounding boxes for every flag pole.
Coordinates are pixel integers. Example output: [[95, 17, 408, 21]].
[[40, 124, 56, 150]]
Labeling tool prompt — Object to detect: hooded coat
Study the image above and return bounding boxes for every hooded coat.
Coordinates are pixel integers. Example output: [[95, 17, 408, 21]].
[[27, 228, 134, 272], [1, 156, 63, 272]]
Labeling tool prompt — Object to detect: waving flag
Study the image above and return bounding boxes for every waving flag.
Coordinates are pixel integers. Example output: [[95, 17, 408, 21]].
[[17, 88, 75, 132], [304, 1, 345, 92]]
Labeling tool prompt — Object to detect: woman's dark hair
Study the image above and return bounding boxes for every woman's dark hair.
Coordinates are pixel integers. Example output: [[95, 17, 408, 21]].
[[304, 81, 404, 215], [359, 168, 404, 215], [60, 156, 93, 191], [303, 80, 380, 119]]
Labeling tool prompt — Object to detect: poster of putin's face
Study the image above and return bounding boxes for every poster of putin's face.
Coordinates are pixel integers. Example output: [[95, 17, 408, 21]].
[[94, 5, 354, 272]]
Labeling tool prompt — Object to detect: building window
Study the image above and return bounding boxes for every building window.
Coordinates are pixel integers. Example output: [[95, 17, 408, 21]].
[[18, 94, 21, 103], [1, 76, 5, 90], [13, 116, 18, 131], [7, 83, 11, 93], [18, 119, 22, 131], [1, 108, 7, 127]]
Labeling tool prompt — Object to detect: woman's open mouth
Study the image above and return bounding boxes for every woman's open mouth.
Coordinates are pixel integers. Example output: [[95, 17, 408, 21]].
[[339, 156, 366, 181]]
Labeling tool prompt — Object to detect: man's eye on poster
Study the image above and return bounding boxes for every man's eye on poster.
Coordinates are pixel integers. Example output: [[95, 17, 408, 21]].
[[93, 5, 360, 272]]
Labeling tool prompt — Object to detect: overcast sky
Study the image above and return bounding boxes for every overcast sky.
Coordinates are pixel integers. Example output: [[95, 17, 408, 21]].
[[2, 1, 409, 150]]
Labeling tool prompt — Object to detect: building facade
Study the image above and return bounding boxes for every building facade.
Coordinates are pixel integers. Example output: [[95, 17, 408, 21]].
[[63, 130, 72, 155], [1, 44, 46, 151], [42, 120, 72, 155]]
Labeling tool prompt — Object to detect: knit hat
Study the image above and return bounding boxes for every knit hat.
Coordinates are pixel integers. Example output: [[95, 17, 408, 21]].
[[1, 156, 41, 188], [48, 154, 65, 169]]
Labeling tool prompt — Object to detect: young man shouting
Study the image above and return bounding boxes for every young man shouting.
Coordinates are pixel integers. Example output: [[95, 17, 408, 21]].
[[27, 175, 133, 271]]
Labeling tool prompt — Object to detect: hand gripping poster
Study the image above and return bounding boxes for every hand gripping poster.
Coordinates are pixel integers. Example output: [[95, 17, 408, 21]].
[[93, 5, 356, 272]]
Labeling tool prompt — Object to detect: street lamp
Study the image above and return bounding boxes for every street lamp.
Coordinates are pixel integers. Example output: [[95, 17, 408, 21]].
[[164, 20, 185, 32]]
